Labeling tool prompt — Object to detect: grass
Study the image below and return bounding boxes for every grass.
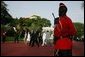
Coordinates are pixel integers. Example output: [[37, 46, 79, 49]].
[[1, 36, 24, 41]]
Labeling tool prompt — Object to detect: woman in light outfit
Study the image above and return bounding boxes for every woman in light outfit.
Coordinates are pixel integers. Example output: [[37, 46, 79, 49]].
[[26, 31, 31, 43], [42, 31, 46, 46]]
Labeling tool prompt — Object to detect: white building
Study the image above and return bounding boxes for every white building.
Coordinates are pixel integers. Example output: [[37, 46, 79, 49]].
[[42, 27, 54, 32]]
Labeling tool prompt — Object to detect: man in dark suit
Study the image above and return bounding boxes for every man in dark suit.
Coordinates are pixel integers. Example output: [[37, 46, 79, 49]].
[[30, 30, 39, 47]]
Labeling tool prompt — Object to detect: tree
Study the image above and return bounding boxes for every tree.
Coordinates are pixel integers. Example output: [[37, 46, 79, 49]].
[[4, 14, 51, 40], [74, 22, 84, 39], [15, 15, 51, 39], [41, 18, 51, 27], [1, 1, 12, 25]]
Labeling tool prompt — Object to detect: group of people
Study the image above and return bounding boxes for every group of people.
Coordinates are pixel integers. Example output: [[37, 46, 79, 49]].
[[28, 30, 41, 47], [13, 26, 52, 47], [24, 29, 52, 47]]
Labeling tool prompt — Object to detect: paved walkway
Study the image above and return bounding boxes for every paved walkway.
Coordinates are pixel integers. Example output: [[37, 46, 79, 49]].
[[72, 40, 84, 56], [1, 40, 84, 56], [1, 41, 54, 56]]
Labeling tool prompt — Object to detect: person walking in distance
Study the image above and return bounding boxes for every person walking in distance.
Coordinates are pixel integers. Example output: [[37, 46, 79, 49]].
[[31, 30, 39, 47], [2, 31, 6, 43], [42, 31, 46, 46]]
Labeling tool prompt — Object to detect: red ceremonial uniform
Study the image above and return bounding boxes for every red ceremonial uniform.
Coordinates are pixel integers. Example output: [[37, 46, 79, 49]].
[[54, 15, 77, 50]]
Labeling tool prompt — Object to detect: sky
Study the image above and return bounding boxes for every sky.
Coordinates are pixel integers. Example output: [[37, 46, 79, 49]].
[[4, 1, 84, 26]]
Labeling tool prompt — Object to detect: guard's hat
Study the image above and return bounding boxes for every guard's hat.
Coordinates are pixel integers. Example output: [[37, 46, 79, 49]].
[[59, 3, 66, 7], [59, 3, 67, 16]]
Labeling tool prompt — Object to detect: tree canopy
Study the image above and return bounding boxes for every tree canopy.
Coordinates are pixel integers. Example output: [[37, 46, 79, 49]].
[[74, 22, 84, 38], [14, 15, 51, 32], [1, 1, 12, 25]]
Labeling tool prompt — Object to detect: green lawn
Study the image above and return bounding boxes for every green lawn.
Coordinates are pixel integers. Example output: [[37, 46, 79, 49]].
[[1, 36, 24, 41]]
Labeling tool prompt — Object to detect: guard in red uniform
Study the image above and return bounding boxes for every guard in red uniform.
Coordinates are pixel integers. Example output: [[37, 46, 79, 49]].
[[54, 3, 77, 56]]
